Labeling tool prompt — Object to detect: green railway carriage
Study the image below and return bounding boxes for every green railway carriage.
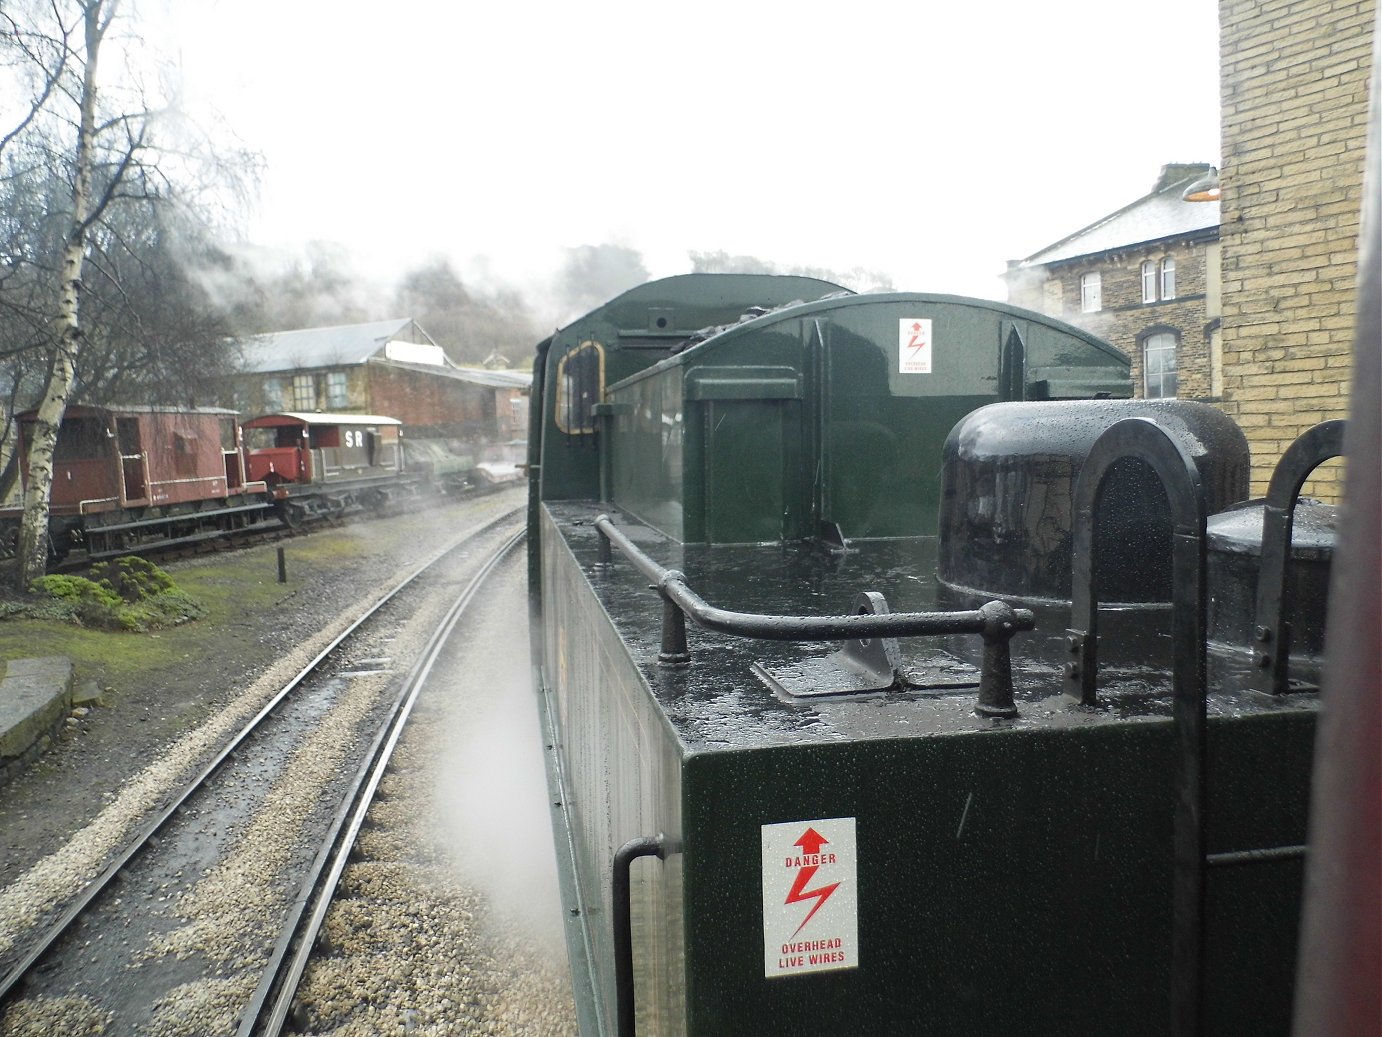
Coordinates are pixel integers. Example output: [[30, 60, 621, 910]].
[[526, 274, 1331, 1036]]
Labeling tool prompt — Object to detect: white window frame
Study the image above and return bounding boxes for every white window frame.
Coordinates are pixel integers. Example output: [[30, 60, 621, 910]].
[[1143, 332, 1178, 398], [1160, 257, 1176, 301], [1080, 272, 1102, 313], [1142, 261, 1158, 303], [292, 373, 315, 410]]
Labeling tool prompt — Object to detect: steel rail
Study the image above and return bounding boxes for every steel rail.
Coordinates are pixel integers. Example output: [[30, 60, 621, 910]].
[[240, 526, 525, 1036], [0, 506, 523, 1008]]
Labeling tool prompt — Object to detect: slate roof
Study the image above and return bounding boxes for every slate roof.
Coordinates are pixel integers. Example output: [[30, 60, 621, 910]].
[[1014, 165, 1220, 269], [236, 318, 437, 374]]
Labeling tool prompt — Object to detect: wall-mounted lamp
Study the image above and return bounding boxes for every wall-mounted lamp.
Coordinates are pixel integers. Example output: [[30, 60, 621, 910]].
[[1183, 168, 1220, 202]]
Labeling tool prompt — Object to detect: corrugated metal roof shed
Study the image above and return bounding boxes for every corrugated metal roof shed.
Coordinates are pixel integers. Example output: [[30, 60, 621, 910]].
[[1014, 165, 1220, 268]]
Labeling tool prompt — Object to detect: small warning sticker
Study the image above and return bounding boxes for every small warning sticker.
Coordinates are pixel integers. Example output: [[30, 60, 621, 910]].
[[899, 318, 933, 373], [762, 817, 858, 977]]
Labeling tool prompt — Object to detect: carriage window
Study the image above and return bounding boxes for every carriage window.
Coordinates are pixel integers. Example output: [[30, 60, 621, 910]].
[[52, 417, 111, 460], [555, 341, 604, 435], [309, 426, 341, 448]]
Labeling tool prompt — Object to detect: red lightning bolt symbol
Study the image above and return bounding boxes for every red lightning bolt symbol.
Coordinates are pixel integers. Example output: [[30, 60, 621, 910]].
[[785, 827, 841, 937], [907, 322, 926, 352]]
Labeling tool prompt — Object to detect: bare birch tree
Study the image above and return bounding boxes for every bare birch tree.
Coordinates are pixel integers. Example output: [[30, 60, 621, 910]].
[[0, 0, 132, 583], [1, 0, 253, 584]]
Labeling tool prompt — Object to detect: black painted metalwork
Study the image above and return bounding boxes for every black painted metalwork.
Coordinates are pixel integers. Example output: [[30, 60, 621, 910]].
[[1063, 416, 1208, 1037], [1253, 420, 1346, 694], [613, 835, 672, 1037], [938, 399, 1249, 604], [1207, 844, 1308, 868], [839, 590, 903, 686], [594, 514, 1033, 716]]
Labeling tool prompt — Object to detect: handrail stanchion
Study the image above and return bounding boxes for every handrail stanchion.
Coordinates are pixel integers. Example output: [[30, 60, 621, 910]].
[[612, 835, 672, 1037], [1253, 420, 1346, 694], [1064, 417, 1209, 1037]]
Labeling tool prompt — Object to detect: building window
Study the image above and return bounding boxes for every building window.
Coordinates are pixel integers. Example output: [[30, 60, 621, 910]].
[[1160, 258, 1176, 300], [1080, 272, 1102, 313], [293, 373, 315, 410], [1143, 332, 1178, 398], [1142, 257, 1178, 303], [326, 371, 348, 409]]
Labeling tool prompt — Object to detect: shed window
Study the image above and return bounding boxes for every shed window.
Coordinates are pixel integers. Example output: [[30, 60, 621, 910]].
[[327, 371, 349, 408], [1143, 332, 1178, 398], [1080, 272, 1102, 313], [555, 341, 604, 435], [293, 374, 316, 410], [263, 378, 286, 410]]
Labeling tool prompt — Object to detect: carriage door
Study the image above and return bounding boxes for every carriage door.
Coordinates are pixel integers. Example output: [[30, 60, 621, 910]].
[[117, 418, 148, 502]]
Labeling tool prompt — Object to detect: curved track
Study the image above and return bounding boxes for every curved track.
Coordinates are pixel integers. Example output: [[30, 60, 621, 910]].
[[0, 510, 524, 1034], [238, 530, 521, 1036]]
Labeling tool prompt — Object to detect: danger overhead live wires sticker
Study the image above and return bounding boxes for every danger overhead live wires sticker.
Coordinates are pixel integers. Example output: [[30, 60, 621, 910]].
[[761, 817, 858, 977]]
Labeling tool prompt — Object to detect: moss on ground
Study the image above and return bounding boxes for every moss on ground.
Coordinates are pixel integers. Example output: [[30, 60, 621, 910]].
[[0, 547, 308, 691]]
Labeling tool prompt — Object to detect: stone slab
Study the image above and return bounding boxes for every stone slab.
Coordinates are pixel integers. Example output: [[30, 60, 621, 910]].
[[0, 656, 74, 762]]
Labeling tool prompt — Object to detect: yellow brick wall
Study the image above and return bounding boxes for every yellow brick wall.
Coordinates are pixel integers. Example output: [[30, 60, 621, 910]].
[[1219, 0, 1375, 500]]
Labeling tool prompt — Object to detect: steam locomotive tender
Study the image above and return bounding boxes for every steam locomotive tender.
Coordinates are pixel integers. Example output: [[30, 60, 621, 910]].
[[527, 274, 1333, 1035]]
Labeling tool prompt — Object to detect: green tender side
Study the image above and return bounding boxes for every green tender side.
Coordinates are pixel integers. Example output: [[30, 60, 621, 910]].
[[538, 504, 1314, 1037], [680, 715, 1311, 1036], [603, 293, 1130, 543]]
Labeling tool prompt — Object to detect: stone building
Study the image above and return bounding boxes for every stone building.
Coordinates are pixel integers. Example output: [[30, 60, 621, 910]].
[[1218, 0, 1375, 499], [227, 318, 530, 442], [1004, 164, 1221, 401]]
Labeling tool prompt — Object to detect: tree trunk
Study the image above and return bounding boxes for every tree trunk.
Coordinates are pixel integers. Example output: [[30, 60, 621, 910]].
[[13, 0, 107, 588], [15, 311, 79, 585]]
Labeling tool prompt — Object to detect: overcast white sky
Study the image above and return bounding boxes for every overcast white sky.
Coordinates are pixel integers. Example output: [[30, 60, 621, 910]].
[[154, 0, 1221, 313]]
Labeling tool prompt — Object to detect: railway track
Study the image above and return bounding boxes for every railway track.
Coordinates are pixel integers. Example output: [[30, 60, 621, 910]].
[[41, 478, 520, 575], [0, 509, 555, 1035]]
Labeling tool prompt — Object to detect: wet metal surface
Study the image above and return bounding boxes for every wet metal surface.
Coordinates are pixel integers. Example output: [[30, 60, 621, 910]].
[[552, 503, 1318, 755]]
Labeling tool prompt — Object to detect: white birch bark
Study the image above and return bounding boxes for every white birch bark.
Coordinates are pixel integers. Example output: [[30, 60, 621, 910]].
[[15, 1, 114, 586]]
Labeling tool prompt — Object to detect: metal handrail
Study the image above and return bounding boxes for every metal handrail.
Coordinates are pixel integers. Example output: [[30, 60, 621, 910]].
[[613, 835, 674, 1037], [593, 514, 1035, 716]]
